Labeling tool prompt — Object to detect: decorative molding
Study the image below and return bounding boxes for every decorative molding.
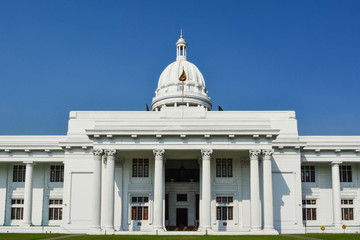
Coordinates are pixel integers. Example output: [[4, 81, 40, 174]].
[[262, 149, 274, 159], [104, 149, 117, 156], [92, 149, 103, 156], [201, 149, 213, 157], [153, 149, 165, 157], [249, 149, 261, 158]]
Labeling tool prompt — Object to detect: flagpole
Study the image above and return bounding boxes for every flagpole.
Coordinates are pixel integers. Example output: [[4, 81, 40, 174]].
[[182, 80, 184, 106]]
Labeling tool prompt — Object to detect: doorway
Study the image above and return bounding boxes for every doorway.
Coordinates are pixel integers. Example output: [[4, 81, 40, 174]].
[[176, 208, 188, 227]]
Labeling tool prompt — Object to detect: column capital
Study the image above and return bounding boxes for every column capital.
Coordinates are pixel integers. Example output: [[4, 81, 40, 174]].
[[201, 149, 213, 157], [23, 161, 34, 165], [153, 149, 165, 157], [92, 149, 103, 156], [104, 149, 117, 156], [249, 149, 261, 158], [262, 149, 274, 159], [331, 161, 342, 166]]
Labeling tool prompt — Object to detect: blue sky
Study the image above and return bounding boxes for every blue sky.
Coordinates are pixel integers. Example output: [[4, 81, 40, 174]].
[[0, 0, 359, 135]]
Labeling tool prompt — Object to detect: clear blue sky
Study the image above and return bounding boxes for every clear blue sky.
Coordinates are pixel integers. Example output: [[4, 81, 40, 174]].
[[0, 0, 359, 135]]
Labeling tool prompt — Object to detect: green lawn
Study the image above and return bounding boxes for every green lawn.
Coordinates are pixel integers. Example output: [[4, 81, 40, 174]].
[[0, 233, 359, 240], [295, 234, 360, 240], [0, 233, 66, 240]]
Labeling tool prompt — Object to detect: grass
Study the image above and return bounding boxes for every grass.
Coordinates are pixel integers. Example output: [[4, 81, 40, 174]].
[[295, 234, 360, 240], [0, 233, 359, 240], [0, 233, 66, 240]]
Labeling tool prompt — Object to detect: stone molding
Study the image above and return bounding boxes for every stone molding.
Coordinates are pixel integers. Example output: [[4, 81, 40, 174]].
[[153, 149, 165, 157], [262, 149, 274, 159], [104, 149, 117, 156], [92, 149, 103, 156], [201, 149, 213, 157], [249, 149, 261, 158]]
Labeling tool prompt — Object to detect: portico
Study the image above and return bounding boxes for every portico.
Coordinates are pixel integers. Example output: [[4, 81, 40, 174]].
[[88, 146, 276, 234]]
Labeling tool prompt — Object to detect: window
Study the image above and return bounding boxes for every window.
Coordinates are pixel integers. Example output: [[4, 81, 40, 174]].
[[302, 199, 317, 221], [340, 165, 352, 182], [301, 166, 315, 182], [49, 199, 63, 220], [132, 159, 149, 178], [177, 194, 187, 202], [216, 159, 232, 178], [131, 196, 149, 220], [216, 196, 233, 220], [11, 199, 24, 220], [50, 165, 64, 182], [13, 165, 26, 182], [341, 199, 354, 220]]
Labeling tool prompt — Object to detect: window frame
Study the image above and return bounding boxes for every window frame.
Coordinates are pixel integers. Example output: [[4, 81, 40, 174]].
[[10, 199, 24, 220], [12, 165, 26, 182], [216, 196, 234, 221], [132, 158, 149, 178], [302, 199, 317, 221], [301, 165, 315, 183], [48, 199, 63, 221], [50, 165, 64, 183], [216, 158, 233, 178], [339, 165, 352, 183], [131, 196, 149, 221], [341, 199, 354, 221]]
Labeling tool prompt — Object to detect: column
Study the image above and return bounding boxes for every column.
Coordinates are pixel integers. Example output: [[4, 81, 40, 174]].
[[22, 161, 34, 227], [153, 149, 165, 231], [201, 149, 212, 231], [90, 149, 103, 233], [103, 149, 116, 234], [249, 149, 261, 231], [331, 162, 342, 228], [262, 149, 274, 230]]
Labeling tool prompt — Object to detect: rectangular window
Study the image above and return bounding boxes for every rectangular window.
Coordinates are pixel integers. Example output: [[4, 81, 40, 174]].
[[340, 166, 352, 182], [131, 196, 149, 220], [301, 166, 315, 182], [131, 206, 149, 220], [177, 194, 187, 202], [341, 199, 354, 220], [49, 199, 63, 220], [302, 199, 317, 221], [216, 159, 232, 178], [216, 196, 234, 221], [216, 206, 233, 220], [50, 165, 64, 182], [132, 159, 149, 178], [10, 199, 24, 220], [12, 165, 26, 182]]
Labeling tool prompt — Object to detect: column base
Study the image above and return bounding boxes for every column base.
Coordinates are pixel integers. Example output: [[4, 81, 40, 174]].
[[88, 226, 103, 235], [251, 226, 261, 232], [103, 227, 115, 235], [20, 222, 32, 228], [153, 226, 166, 234], [263, 227, 279, 234]]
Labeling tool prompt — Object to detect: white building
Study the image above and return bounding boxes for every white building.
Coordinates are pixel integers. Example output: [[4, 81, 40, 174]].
[[0, 34, 359, 235]]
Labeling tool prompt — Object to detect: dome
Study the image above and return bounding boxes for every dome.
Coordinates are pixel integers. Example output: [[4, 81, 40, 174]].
[[151, 34, 212, 111]]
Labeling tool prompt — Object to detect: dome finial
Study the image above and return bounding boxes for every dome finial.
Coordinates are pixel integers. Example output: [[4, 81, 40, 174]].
[[176, 30, 187, 61]]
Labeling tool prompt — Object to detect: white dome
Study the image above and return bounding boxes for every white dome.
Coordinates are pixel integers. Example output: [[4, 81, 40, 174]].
[[151, 35, 212, 111]]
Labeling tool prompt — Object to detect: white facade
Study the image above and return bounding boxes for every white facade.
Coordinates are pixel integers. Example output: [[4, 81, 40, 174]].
[[0, 35, 359, 235]]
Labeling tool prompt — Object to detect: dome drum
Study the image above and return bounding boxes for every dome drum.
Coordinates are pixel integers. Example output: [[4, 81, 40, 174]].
[[152, 93, 212, 110]]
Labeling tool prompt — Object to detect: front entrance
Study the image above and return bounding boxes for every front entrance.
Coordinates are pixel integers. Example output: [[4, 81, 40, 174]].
[[165, 159, 199, 231], [176, 208, 188, 227]]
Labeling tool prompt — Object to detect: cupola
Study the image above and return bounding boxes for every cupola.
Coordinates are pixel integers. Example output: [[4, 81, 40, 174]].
[[151, 32, 212, 111]]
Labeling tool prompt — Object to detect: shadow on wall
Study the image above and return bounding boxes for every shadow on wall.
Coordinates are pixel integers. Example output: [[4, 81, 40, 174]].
[[271, 159, 291, 233]]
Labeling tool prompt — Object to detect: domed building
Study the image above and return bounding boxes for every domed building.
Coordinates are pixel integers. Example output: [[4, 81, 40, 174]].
[[0, 34, 359, 235]]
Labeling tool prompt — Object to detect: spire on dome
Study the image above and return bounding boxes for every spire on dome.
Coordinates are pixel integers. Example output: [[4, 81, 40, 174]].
[[176, 30, 187, 61]]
